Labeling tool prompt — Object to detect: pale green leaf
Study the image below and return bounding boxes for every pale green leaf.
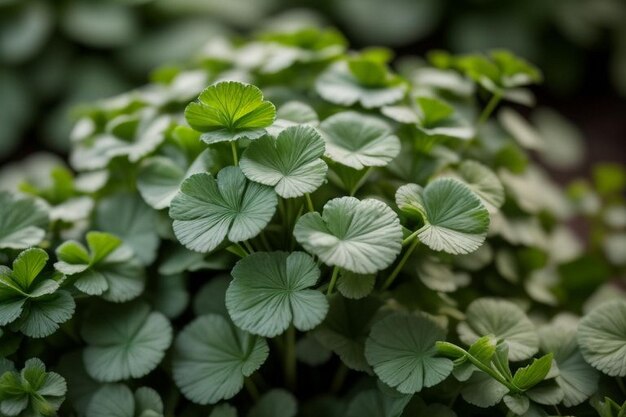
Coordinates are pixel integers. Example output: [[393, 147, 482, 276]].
[[319, 111, 400, 170], [0, 192, 48, 250], [504, 394, 530, 415], [172, 314, 269, 405], [577, 299, 626, 377], [396, 178, 490, 255], [294, 197, 402, 274], [455, 160, 505, 211], [365, 313, 453, 393], [313, 295, 382, 371], [226, 251, 328, 337], [86, 384, 164, 417], [458, 298, 539, 361], [169, 167, 277, 253], [417, 257, 470, 293], [81, 302, 173, 382], [461, 372, 508, 408], [316, 62, 405, 109], [240, 125, 327, 198], [185, 81, 276, 144], [248, 389, 297, 417]]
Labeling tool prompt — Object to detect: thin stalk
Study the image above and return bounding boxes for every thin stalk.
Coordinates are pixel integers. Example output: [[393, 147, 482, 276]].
[[259, 232, 272, 251], [330, 363, 348, 394], [243, 240, 255, 254], [285, 325, 297, 390], [381, 237, 420, 290], [350, 167, 373, 196], [231, 141, 239, 166], [244, 377, 260, 401], [327, 266, 340, 295], [402, 230, 420, 246], [235, 243, 250, 256], [305, 193, 315, 212], [226, 244, 248, 258], [164, 387, 180, 417], [477, 91, 502, 125]]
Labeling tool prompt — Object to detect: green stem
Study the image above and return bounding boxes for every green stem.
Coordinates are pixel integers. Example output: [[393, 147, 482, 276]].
[[330, 363, 348, 394], [244, 377, 260, 401], [259, 232, 272, 251], [226, 244, 248, 258], [285, 325, 297, 390], [243, 240, 255, 254], [305, 193, 315, 212], [381, 237, 420, 290], [164, 387, 180, 417], [402, 230, 420, 246], [327, 266, 340, 295], [231, 141, 239, 166], [235, 242, 249, 256], [350, 167, 373, 196], [477, 91, 502, 125]]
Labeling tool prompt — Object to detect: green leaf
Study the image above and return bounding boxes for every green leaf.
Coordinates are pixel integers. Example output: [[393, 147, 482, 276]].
[[0, 358, 66, 417], [577, 299, 626, 377], [295, 334, 332, 366], [346, 383, 412, 417], [337, 271, 375, 300], [539, 324, 599, 407], [457, 298, 539, 361], [194, 275, 230, 317], [416, 97, 454, 127], [0, 248, 75, 338], [56, 351, 99, 416], [396, 178, 490, 255], [319, 111, 400, 170], [266, 101, 319, 137], [185, 81, 276, 144], [210, 404, 238, 417], [504, 394, 530, 415], [55, 231, 146, 303], [0, 191, 48, 250], [81, 302, 172, 382], [365, 313, 454, 394], [512, 353, 553, 390], [417, 257, 470, 293], [316, 62, 405, 109], [248, 389, 297, 417], [86, 384, 164, 417], [95, 193, 160, 265], [145, 273, 189, 319], [499, 108, 543, 151], [455, 160, 505, 211], [138, 150, 213, 209], [226, 251, 328, 337], [173, 314, 269, 405], [169, 167, 277, 253], [240, 125, 328, 198], [461, 372, 508, 408], [313, 295, 382, 371], [294, 197, 403, 274]]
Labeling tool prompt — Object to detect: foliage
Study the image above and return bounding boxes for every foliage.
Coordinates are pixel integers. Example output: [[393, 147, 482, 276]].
[[1, 24, 625, 417]]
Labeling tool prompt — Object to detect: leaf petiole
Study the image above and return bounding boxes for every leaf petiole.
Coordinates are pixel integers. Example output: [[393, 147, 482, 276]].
[[478, 91, 503, 125], [285, 324, 297, 390], [305, 193, 315, 212], [381, 236, 420, 290], [327, 266, 340, 295], [231, 141, 239, 166]]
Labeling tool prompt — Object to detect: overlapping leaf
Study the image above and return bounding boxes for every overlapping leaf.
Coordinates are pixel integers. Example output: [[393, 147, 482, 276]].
[[0, 191, 48, 250]]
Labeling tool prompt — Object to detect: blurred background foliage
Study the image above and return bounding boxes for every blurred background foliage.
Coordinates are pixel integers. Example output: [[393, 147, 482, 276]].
[[1, 0, 625, 170]]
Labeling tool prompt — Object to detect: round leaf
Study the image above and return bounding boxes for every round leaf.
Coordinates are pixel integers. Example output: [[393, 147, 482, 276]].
[[577, 299, 626, 377], [457, 298, 538, 361], [294, 197, 403, 274], [240, 125, 328, 198], [81, 303, 173, 382], [365, 313, 453, 394], [185, 81, 276, 144], [455, 160, 505, 211], [319, 112, 400, 170], [0, 191, 48, 250], [169, 167, 277, 253], [396, 178, 490, 255], [226, 251, 328, 337], [173, 314, 269, 405]]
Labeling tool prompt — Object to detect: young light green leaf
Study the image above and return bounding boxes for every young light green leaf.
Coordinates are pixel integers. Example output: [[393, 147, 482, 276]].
[[55, 231, 145, 303], [512, 353, 554, 390], [81, 302, 172, 382], [240, 125, 328, 198], [539, 324, 599, 407], [137, 150, 213, 210], [396, 178, 490, 255], [95, 193, 160, 265], [0, 191, 48, 250], [577, 299, 626, 377], [313, 295, 382, 371], [319, 111, 400, 170], [172, 314, 269, 405], [337, 271, 375, 300], [248, 389, 297, 417], [184, 81, 276, 144], [316, 62, 405, 109], [457, 298, 539, 361], [86, 384, 164, 417], [294, 197, 403, 274], [365, 313, 453, 394], [169, 167, 277, 253], [0, 248, 75, 338], [226, 251, 328, 337], [0, 358, 66, 417]]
